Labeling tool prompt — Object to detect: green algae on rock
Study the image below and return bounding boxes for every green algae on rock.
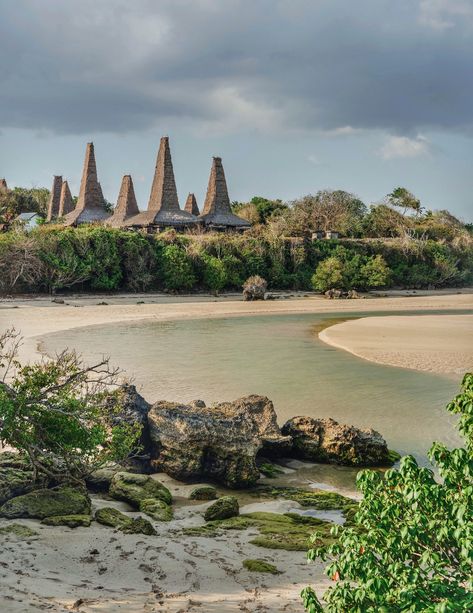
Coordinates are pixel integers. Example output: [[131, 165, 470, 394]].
[[204, 496, 239, 521], [255, 485, 356, 511], [109, 472, 172, 507], [95, 506, 157, 535], [189, 486, 218, 501], [0, 486, 91, 519], [243, 559, 281, 574], [139, 498, 173, 522], [258, 463, 284, 478], [41, 514, 91, 528], [184, 511, 335, 551], [0, 523, 38, 538]]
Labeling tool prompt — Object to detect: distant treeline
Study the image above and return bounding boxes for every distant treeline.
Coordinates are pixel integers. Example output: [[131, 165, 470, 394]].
[[0, 225, 472, 295]]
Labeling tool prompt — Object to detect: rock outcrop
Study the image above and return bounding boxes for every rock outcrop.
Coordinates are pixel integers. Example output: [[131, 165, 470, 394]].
[[95, 507, 156, 535], [148, 395, 291, 488], [281, 416, 392, 466]]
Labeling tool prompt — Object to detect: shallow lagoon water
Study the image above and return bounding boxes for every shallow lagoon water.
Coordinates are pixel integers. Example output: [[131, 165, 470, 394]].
[[41, 311, 464, 467]]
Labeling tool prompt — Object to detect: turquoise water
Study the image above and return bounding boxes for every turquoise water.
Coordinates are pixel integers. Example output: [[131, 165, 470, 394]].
[[41, 311, 465, 465]]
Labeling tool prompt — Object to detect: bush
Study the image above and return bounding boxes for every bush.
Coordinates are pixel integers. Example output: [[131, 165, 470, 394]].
[[243, 275, 267, 300], [302, 374, 473, 612], [201, 254, 228, 295], [161, 244, 196, 291]]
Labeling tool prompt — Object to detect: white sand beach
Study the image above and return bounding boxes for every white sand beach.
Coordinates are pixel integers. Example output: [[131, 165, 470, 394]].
[[320, 313, 473, 375]]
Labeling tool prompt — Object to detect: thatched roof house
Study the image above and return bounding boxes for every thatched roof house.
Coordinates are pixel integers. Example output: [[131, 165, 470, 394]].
[[200, 157, 250, 231], [105, 175, 140, 228], [126, 137, 199, 231], [46, 175, 62, 221], [63, 143, 110, 226], [58, 180, 74, 217], [184, 193, 200, 216]]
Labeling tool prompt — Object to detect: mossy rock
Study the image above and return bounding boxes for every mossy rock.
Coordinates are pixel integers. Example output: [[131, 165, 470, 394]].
[[184, 510, 334, 551], [0, 486, 90, 520], [95, 506, 131, 529], [109, 472, 172, 508], [95, 507, 157, 535], [0, 452, 31, 471], [204, 496, 239, 521], [0, 523, 38, 538], [258, 463, 284, 478], [42, 514, 91, 528], [255, 485, 355, 510], [189, 486, 218, 501], [121, 517, 156, 536], [139, 498, 173, 522], [85, 467, 118, 492], [243, 559, 281, 574], [0, 467, 36, 505]]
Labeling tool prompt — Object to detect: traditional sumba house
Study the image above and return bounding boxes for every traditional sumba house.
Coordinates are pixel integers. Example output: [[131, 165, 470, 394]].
[[58, 180, 74, 217], [0, 178, 8, 193], [200, 157, 250, 231], [126, 137, 199, 232], [105, 175, 140, 228], [184, 193, 200, 216], [46, 175, 62, 221], [63, 143, 110, 226]]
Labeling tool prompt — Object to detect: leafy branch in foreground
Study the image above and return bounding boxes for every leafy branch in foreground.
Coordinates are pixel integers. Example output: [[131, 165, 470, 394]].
[[0, 328, 141, 483], [302, 373, 473, 612]]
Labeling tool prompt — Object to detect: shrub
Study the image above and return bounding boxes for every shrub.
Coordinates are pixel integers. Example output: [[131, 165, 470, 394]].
[[161, 244, 196, 291], [302, 374, 473, 612], [242, 275, 267, 300], [201, 254, 228, 295]]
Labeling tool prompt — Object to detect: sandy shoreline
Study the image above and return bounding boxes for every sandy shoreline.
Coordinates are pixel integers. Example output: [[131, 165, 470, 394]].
[[1, 290, 472, 365], [320, 313, 473, 376], [1, 290, 472, 612]]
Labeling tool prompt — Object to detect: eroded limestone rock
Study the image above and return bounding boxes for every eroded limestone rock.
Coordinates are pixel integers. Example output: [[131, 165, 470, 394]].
[[109, 472, 172, 507], [204, 496, 239, 521], [148, 395, 291, 488], [0, 486, 91, 519], [281, 416, 392, 466]]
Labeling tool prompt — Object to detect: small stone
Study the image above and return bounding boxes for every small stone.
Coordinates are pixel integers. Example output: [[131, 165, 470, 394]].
[[189, 486, 218, 501]]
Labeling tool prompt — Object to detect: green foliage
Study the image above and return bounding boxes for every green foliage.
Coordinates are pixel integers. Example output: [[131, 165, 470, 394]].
[[303, 374, 473, 612], [0, 186, 50, 224], [0, 329, 141, 483], [387, 187, 422, 215], [161, 243, 196, 291], [201, 254, 228, 294], [311, 247, 390, 291]]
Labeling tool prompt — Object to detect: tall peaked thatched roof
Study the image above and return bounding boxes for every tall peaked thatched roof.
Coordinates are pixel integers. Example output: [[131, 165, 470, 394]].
[[127, 136, 199, 228], [46, 175, 63, 221], [184, 193, 200, 216], [0, 178, 8, 193], [58, 180, 74, 217], [200, 157, 250, 229], [106, 175, 140, 227], [63, 142, 110, 226]]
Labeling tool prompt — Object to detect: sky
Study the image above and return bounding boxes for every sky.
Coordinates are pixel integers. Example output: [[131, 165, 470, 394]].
[[0, 0, 472, 221]]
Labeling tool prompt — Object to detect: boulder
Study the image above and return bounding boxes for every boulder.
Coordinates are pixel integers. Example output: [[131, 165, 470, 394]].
[[95, 507, 156, 535], [42, 514, 91, 528], [242, 276, 267, 301], [139, 498, 173, 522], [204, 496, 239, 521], [281, 416, 391, 466], [109, 472, 172, 507], [148, 395, 291, 488], [85, 467, 118, 492], [189, 486, 218, 501], [0, 486, 91, 519]]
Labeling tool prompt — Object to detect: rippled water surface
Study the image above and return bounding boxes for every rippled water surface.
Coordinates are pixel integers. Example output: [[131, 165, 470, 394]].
[[41, 311, 465, 464]]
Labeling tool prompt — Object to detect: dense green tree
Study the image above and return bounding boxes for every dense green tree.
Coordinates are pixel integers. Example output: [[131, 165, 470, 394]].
[[0, 186, 50, 224], [387, 187, 422, 216], [302, 374, 473, 612], [161, 244, 196, 291]]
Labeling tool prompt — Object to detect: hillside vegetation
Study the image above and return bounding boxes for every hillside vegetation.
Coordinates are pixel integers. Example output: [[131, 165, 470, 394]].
[[0, 188, 471, 295]]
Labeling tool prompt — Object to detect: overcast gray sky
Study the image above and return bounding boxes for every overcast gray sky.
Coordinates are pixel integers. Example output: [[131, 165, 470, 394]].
[[0, 0, 472, 219]]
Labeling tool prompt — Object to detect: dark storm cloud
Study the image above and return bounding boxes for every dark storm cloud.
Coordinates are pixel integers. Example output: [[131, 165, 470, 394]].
[[1, 0, 472, 135]]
